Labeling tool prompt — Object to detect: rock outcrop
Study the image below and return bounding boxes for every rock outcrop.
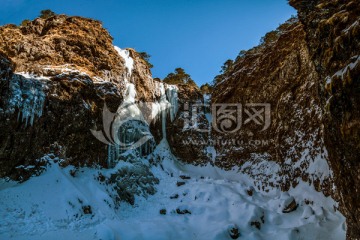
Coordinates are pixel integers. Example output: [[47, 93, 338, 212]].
[[290, 0, 360, 238], [166, 83, 210, 163], [181, 18, 332, 193], [0, 6, 359, 237], [0, 15, 162, 179], [0, 55, 122, 179], [0, 15, 158, 102]]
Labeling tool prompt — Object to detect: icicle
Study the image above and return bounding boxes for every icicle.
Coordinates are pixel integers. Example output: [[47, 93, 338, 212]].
[[107, 145, 114, 167], [10, 75, 46, 127], [165, 85, 179, 122], [161, 106, 167, 139], [166, 86, 177, 121], [153, 83, 179, 141], [115, 143, 120, 160], [159, 83, 169, 140], [124, 83, 136, 104]]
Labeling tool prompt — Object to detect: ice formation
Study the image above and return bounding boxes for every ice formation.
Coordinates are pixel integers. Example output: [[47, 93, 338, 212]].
[[107, 82, 155, 167], [152, 82, 179, 139], [6, 73, 46, 127], [159, 83, 169, 138], [165, 85, 179, 122], [107, 47, 152, 166], [106, 48, 179, 167], [106, 82, 179, 167], [114, 46, 134, 78]]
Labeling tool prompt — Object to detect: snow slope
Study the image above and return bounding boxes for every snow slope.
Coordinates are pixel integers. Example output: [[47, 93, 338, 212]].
[[0, 141, 345, 240]]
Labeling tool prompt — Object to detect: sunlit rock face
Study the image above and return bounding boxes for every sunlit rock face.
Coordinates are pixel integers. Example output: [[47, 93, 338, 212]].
[[188, 19, 332, 194], [290, 0, 360, 238], [0, 16, 167, 179], [0, 15, 159, 102], [0, 6, 353, 240], [0, 15, 188, 181]]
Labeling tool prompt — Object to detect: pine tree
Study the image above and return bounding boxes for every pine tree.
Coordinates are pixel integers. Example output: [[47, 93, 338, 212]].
[[139, 52, 153, 68], [39, 10, 56, 19], [163, 68, 196, 86]]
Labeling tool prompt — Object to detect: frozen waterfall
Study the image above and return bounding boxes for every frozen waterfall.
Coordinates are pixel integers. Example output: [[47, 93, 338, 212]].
[[107, 47, 179, 167]]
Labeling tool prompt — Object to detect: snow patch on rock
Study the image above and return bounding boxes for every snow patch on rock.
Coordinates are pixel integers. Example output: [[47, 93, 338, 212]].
[[114, 46, 134, 78]]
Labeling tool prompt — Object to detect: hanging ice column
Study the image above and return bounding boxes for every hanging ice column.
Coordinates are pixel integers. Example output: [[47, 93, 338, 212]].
[[203, 93, 212, 128], [166, 85, 179, 122], [157, 82, 179, 140], [7, 74, 46, 127], [159, 83, 168, 139]]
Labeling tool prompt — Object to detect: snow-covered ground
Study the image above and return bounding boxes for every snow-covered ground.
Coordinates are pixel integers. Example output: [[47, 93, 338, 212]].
[[0, 140, 345, 240]]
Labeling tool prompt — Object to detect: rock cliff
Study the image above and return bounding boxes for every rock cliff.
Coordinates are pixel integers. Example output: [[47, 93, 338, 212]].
[[166, 83, 208, 163], [0, 5, 358, 238], [290, 0, 360, 238], [172, 18, 333, 195], [0, 15, 163, 180]]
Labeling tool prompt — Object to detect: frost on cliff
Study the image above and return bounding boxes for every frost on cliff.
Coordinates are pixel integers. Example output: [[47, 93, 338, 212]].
[[4, 73, 46, 127]]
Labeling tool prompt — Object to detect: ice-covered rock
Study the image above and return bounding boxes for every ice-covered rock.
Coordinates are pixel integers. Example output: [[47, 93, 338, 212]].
[[6, 73, 46, 127]]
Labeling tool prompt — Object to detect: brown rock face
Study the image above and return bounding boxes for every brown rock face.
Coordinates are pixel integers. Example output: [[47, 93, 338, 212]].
[[0, 52, 15, 109], [205, 19, 331, 192], [127, 48, 161, 102], [0, 64, 122, 179], [0, 15, 158, 102], [166, 83, 209, 163], [0, 16, 124, 81], [176, 83, 204, 106], [0, 15, 162, 179], [290, 0, 360, 238]]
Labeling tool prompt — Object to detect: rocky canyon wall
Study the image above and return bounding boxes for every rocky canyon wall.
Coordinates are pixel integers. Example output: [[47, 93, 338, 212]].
[[290, 0, 360, 238], [0, 15, 163, 180]]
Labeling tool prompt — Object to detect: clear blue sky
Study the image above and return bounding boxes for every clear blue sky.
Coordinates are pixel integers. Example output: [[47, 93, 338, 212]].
[[0, 0, 296, 86]]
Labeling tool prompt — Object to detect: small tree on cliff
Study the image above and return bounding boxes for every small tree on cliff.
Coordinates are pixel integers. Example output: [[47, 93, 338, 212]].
[[163, 68, 196, 86], [39, 9, 56, 19], [138, 52, 154, 68], [220, 59, 234, 74], [200, 83, 213, 94], [20, 19, 31, 27], [213, 59, 234, 85], [237, 50, 247, 59], [259, 30, 279, 45]]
